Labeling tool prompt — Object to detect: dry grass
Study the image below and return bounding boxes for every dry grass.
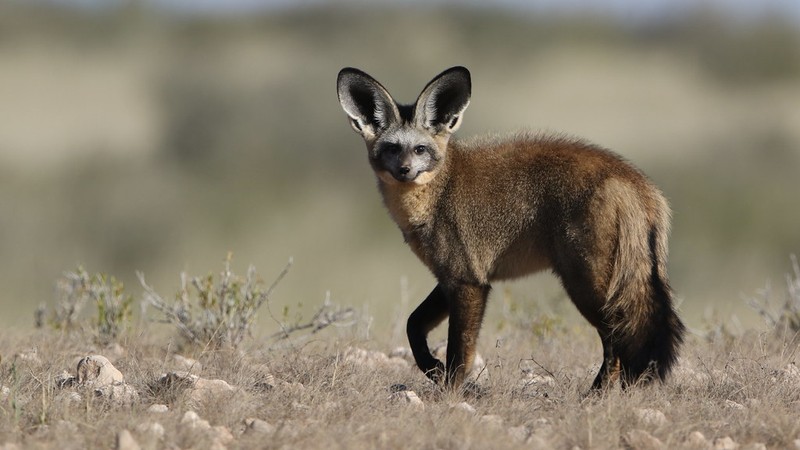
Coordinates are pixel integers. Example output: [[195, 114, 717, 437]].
[[2, 308, 799, 449]]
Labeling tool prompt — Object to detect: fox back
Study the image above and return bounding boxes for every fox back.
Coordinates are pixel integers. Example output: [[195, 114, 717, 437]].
[[337, 66, 685, 391]]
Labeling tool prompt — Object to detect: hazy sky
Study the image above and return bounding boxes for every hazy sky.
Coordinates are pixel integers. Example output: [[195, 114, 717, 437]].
[[37, 0, 800, 23]]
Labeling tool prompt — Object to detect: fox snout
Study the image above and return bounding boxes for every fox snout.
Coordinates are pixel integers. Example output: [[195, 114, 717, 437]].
[[387, 153, 426, 182], [394, 164, 416, 182]]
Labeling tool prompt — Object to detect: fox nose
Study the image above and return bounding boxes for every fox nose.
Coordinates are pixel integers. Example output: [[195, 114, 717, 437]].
[[398, 166, 411, 175]]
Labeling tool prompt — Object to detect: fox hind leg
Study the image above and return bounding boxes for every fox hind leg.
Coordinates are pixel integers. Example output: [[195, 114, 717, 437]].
[[591, 329, 621, 390], [551, 250, 621, 390]]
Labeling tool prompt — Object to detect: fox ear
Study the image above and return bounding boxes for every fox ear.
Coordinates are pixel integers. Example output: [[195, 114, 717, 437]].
[[414, 66, 471, 134], [337, 68, 400, 140]]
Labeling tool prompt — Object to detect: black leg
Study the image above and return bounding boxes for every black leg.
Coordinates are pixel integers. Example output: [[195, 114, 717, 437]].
[[407, 284, 449, 382]]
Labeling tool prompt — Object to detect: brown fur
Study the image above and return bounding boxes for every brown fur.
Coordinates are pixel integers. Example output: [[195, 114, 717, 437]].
[[337, 67, 685, 391]]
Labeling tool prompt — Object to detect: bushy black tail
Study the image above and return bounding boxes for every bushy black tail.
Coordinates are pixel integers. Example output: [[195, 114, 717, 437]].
[[616, 227, 685, 386]]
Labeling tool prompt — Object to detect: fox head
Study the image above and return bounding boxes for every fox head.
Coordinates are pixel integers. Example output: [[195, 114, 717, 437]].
[[337, 67, 471, 185]]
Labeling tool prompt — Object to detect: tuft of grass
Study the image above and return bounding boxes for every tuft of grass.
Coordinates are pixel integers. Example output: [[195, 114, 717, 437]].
[[139, 253, 292, 350], [43, 266, 133, 344], [747, 255, 800, 335]]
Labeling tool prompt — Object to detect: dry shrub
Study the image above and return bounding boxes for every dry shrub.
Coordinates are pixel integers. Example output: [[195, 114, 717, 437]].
[[139, 254, 291, 350]]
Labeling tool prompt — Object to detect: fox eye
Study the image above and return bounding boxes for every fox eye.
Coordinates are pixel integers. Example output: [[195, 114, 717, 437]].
[[414, 145, 429, 155]]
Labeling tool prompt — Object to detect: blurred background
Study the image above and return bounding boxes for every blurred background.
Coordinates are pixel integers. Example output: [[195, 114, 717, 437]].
[[1, 0, 798, 334]]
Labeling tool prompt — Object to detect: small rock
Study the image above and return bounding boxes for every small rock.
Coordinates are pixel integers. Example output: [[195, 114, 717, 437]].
[[76, 355, 124, 387], [343, 347, 385, 365], [480, 415, 504, 427], [194, 378, 234, 392], [173, 355, 202, 373], [0, 386, 10, 402], [147, 404, 169, 414], [244, 418, 276, 435], [432, 343, 447, 361], [134, 421, 165, 440], [210, 426, 234, 445], [530, 418, 553, 439], [450, 401, 476, 414], [713, 436, 738, 450], [156, 371, 199, 391], [519, 374, 556, 388], [685, 431, 709, 449], [508, 425, 530, 442], [95, 382, 139, 407], [388, 356, 411, 368], [388, 347, 413, 360], [532, 417, 551, 428], [181, 410, 201, 423], [773, 363, 800, 383], [792, 439, 800, 450], [116, 430, 140, 450], [624, 429, 665, 450], [388, 390, 424, 410], [156, 372, 235, 407], [181, 411, 211, 431], [634, 408, 668, 428], [190, 378, 235, 405], [343, 347, 408, 369]]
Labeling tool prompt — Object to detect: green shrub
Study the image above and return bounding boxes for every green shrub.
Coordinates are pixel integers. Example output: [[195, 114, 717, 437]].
[[48, 266, 133, 343]]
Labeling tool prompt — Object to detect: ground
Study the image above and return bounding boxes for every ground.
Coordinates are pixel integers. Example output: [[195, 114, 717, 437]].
[[1, 316, 799, 449]]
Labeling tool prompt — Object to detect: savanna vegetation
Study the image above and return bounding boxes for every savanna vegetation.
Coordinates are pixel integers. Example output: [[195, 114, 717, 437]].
[[1, 255, 799, 449]]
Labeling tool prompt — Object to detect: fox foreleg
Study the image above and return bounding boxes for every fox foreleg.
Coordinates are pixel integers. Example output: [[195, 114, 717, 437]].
[[407, 284, 449, 383]]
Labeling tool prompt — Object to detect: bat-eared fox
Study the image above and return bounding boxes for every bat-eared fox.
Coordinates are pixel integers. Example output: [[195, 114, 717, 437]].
[[336, 66, 685, 391]]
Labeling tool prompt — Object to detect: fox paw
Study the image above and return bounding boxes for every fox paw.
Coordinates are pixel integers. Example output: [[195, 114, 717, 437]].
[[424, 360, 446, 384]]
